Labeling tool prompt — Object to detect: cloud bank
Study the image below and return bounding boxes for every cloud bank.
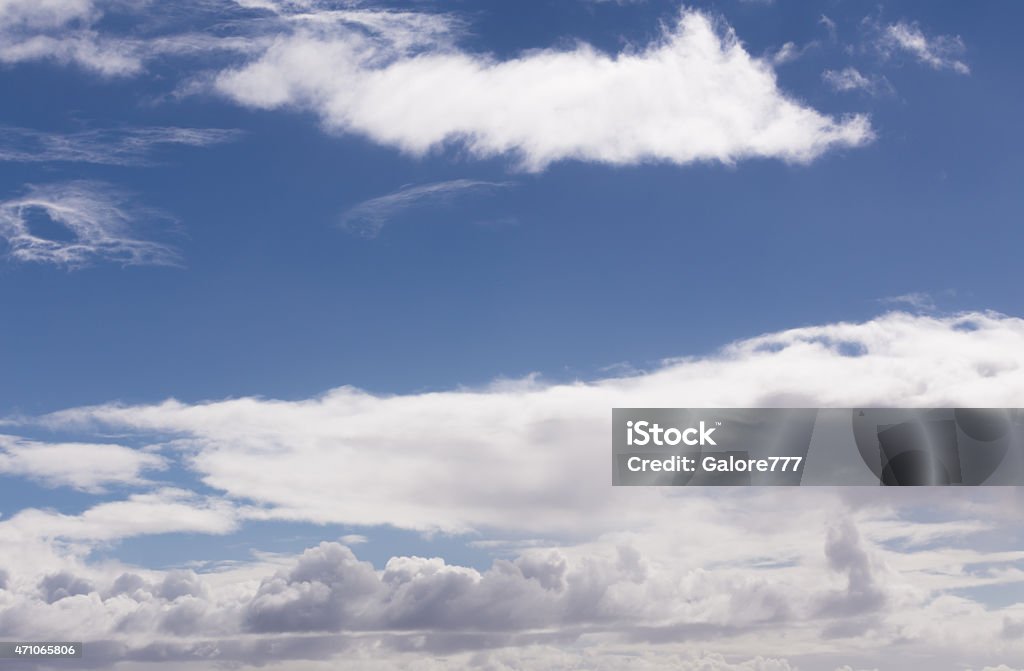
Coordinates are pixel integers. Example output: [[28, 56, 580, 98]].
[[1, 312, 1024, 668], [26, 310, 1024, 536]]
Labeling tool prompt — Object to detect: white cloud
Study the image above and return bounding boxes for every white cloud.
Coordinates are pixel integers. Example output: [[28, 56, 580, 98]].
[[0, 0, 259, 75], [0, 435, 165, 492], [340, 179, 511, 237], [823, 67, 891, 96], [0, 126, 241, 165], [878, 21, 969, 75], [0, 488, 239, 543], [768, 41, 800, 65], [0, 0, 141, 75], [0, 181, 180, 269], [3, 313, 1024, 666], [879, 292, 937, 312], [214, 8, 872, 171], [30, 311, 1024, 536], [0, 31, 142, 75], [0, 4, 873, 169], [0, 0, 94, 29]]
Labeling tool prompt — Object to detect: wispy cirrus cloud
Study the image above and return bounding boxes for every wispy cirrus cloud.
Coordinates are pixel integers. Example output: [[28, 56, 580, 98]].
[[823, 67, 892, 96], [339, 179, 512, 238], [878, 292, 938, 312], [0, 181, 180, 269], [0, 126, 242, 165], [876, 20, 970, 74], [0, 0, 141, 75]]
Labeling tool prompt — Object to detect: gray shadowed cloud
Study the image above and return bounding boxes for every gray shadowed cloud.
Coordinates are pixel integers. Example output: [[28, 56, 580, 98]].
[[816, 518, 887, 637]]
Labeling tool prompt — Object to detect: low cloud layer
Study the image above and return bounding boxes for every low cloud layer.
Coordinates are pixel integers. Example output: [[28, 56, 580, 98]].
[[30, 310, 1024, 535], [1, 312, 1024, 668]]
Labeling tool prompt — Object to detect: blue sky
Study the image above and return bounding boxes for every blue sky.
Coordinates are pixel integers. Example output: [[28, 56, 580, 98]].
[[0, 1, 1020, 414], [2, 2, 1024, 669]]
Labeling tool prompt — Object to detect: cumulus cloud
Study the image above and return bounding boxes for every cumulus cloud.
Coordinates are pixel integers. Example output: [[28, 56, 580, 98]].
[[0, 512, 1022, 669], [214, 8, 872, 171], [2, 313, 1024, 667], [0, 126, 241, 165], [0, 181, 180, 269], [340, 179, 511, 238], [877, 21, 970, 75], [0, 435, 165, 492]]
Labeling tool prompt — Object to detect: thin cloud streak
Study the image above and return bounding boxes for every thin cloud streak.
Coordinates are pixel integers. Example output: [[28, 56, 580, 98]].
[[340, 179, 512, 238], [0, 126, 242, 166]]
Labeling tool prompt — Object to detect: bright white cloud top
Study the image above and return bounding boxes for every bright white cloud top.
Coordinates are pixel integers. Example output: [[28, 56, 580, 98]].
[[215, 9, 873, 170]]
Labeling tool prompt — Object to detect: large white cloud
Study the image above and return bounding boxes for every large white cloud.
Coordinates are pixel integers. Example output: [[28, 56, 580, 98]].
[[2, 312, 1024, 668], [214, 8, 873, 171], [34, 311, 1024, 535]]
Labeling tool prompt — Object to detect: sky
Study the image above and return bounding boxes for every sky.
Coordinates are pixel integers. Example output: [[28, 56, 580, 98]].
[[1, 1, 1024, 669]]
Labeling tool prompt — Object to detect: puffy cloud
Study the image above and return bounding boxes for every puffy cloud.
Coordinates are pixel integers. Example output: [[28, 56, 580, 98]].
[[2, 312, 1024, 667], [214, 9, 872, 171], [0, 516, 1022, 668], [38, 570, 94, 603], [0, 4, 871, 169], [0, 181, 180, 269], [0, 435, 165, 492]]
